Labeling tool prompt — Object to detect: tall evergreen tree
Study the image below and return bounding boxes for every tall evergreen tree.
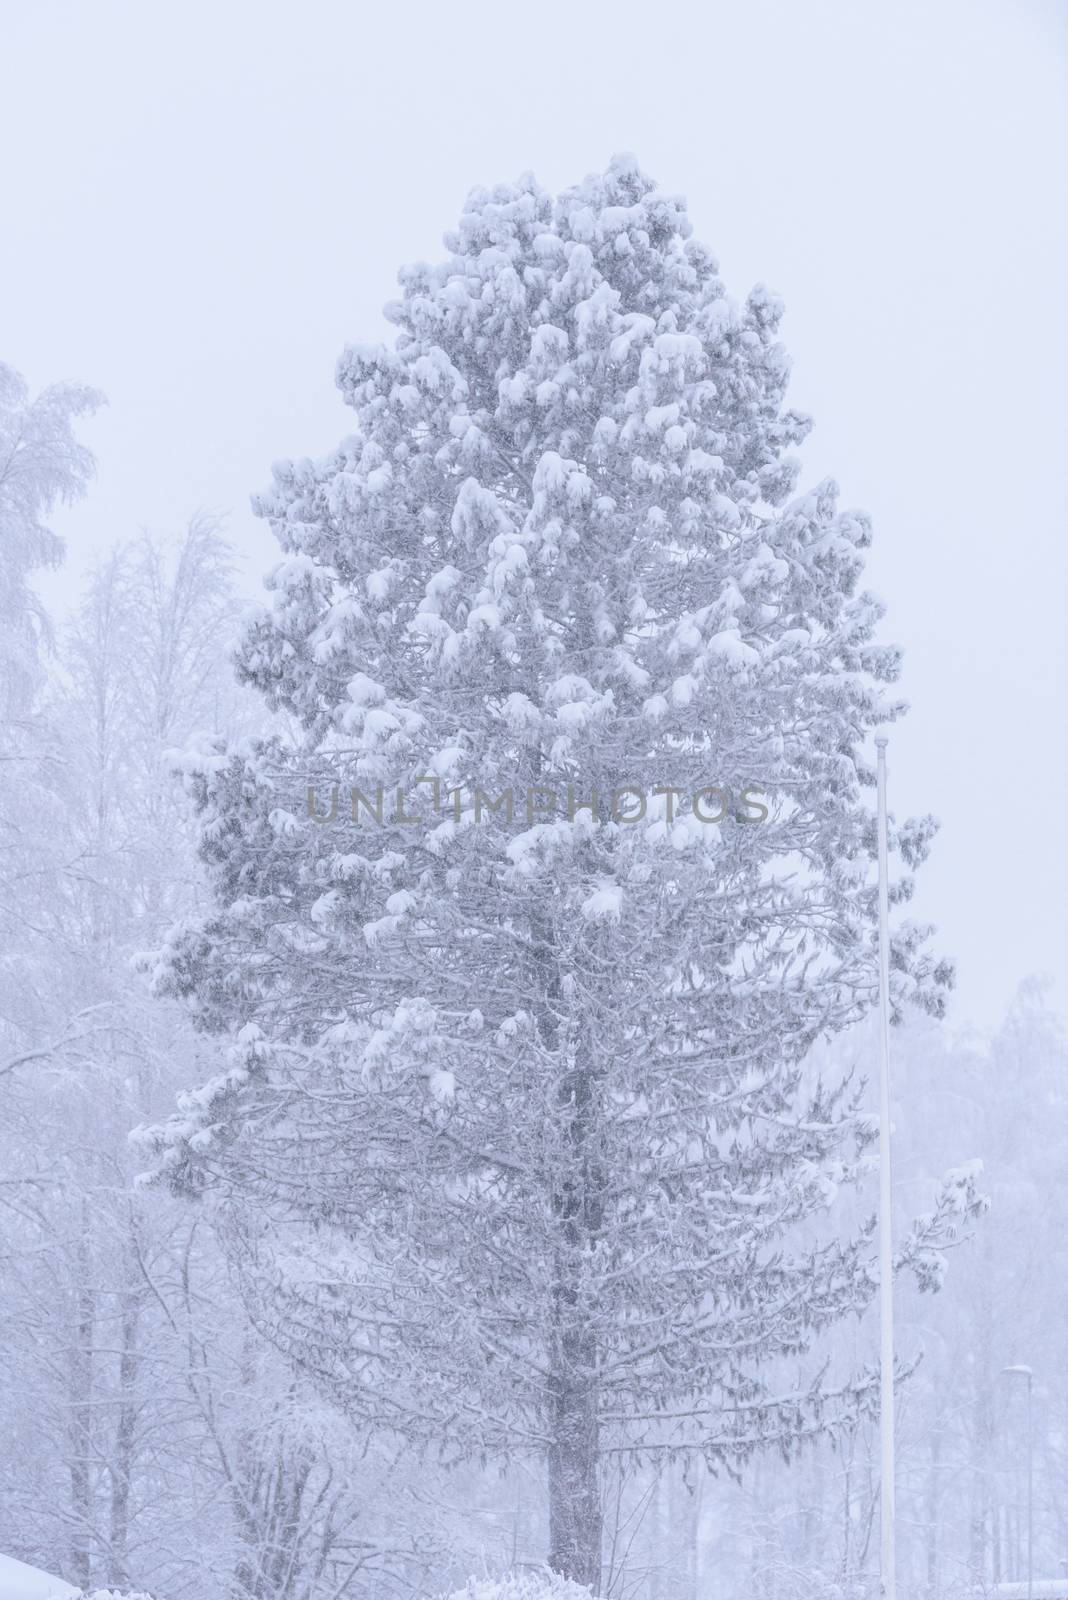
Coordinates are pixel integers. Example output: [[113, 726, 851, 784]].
[[146, 157, 977, 1587]]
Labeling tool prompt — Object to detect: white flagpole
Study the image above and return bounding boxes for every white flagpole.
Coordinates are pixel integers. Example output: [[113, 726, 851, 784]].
[[876, 735, 896, 1600]]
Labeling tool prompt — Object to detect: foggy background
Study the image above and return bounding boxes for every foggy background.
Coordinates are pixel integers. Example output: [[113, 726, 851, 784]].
[[2, 0, 1065, 1028]]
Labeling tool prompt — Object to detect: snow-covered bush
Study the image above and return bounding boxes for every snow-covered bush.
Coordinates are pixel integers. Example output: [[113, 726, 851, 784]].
[[69, 1589, 158, 1600], [445, 1574, 596, 1600]]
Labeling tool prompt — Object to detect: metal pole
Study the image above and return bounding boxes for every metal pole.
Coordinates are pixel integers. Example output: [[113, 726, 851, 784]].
[[876, 735, 896, 1600], [1027, 1370, 1033, 1600], [1001, 1365, 1034, 1600]]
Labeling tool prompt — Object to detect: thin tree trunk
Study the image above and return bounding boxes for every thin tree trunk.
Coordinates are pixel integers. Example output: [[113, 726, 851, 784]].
[[69, 1216, 95, 1591], [109, 1236, 143, 1589], [925, 1429, 941, 1599]]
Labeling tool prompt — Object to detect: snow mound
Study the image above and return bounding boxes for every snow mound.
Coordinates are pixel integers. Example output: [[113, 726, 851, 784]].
[[0, 1552, 78, 1598], [0, 1554, 156, 1600], [444, 1575, 597, 1600]]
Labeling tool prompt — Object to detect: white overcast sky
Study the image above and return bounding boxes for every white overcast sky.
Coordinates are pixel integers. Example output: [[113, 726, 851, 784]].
[[3, 0, 1065, 1030]]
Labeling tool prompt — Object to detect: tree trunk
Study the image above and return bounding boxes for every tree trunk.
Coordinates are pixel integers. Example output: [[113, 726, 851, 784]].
[[925, 1429, 942, 1599], [548, 1336, 602, 1588], [67, 1210, 96, 1592], [109, 1242, 143, 1590], [535, 883, 605, 1591], [547, 1059, 604, 1589]]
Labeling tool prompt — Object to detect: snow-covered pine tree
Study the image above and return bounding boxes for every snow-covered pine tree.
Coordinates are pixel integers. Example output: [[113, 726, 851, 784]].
[[0, 361, 99, 1052], [146, 157, 976, 1588], [0, 361, 99, 718]]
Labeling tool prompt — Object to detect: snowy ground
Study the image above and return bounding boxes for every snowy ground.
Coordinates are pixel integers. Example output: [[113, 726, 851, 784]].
[[990, 1585, 1068, 1599]]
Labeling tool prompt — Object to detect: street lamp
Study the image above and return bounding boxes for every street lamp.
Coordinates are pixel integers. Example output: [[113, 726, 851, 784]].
[[1001, 1365, 1033, 1600], [875, 737, 896, 1600]]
